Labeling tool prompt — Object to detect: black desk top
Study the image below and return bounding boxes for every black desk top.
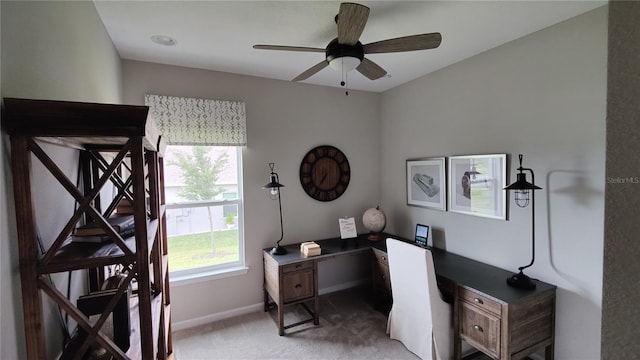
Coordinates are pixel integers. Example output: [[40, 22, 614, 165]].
[[264, 233, 378, 264], [264, 233, 556, 305]]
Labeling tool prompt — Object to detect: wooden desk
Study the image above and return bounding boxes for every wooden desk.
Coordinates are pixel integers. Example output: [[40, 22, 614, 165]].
[[263, 233, 556, 360]]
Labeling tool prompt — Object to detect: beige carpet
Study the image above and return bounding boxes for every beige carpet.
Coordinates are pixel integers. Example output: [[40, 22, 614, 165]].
[[172, 288, 420, 360]]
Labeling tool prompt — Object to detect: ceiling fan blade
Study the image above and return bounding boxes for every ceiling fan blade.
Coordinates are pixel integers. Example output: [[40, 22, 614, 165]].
[[337, 2, 370, 45], [356, 57, 387, 80], [253, 45, 325, 53], [293, 60, 329, 81], [363, 33, 442, 54]]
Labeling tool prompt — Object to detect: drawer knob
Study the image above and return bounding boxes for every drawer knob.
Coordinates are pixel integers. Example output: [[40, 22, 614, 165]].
[[473, 325, 484, 333], [382, 256, 386, 261], [295, 264, 302, 269], [474, 298, 484, 305], [295, 284, 302, 288]]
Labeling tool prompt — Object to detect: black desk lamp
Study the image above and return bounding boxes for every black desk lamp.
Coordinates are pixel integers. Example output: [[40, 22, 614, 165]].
[[263, 163, 287, 255], [504, 154, 542, 290]]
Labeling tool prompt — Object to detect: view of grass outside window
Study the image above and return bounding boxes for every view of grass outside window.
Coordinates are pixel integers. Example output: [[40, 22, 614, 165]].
[[164, 145, 243, 276], [469, 159, 499, 212]]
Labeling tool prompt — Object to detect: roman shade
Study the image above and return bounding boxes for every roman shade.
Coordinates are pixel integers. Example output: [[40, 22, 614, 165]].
[[145, 94, 246, 146]]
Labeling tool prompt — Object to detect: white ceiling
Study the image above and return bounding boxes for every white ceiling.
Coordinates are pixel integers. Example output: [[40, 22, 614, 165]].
[[94, 1, 605, 93]]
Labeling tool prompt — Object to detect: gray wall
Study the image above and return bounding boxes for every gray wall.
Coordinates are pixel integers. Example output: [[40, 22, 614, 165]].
[[3, 1, 636, 359], [121, 60, 382, 325], [1, 1, 122, 359], [602, 1, 640, 358], [379, 7, 607, 359]]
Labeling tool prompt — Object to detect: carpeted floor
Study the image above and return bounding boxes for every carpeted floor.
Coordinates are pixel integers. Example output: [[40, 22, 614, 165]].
[[172, 288, 420, 360]]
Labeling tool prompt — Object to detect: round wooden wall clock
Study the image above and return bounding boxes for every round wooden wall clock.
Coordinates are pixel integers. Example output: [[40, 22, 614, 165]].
[[299, 145, 350, 202]]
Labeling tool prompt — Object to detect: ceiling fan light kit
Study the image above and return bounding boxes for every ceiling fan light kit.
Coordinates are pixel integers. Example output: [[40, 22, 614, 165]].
[[253, 2, 442, 87], [326, 38, 364, 72]]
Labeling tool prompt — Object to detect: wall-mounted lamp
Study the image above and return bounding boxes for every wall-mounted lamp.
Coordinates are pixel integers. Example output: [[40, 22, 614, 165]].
[[504, 154, 542, 289], [263, 163, 287, 255]]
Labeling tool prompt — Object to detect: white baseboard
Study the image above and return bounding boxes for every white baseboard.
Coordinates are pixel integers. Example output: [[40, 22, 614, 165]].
[[171, 302, 264, 332], [172, 279, 369, 331]]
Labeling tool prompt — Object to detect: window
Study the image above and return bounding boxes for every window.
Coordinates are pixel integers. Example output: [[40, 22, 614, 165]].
[[164, 145, 244, 278], [144, 93, 247, 281]]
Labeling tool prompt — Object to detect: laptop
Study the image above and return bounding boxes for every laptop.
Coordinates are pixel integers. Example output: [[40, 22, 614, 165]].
[[414, 224, 429, 247]]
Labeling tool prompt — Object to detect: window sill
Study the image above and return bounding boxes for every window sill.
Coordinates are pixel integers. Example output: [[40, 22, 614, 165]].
[[169, 266, 250, 287]]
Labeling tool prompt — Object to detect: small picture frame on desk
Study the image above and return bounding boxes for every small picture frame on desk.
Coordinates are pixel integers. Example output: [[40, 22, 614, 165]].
[[407, 157, 447, 211], [338, 217, 357, 239]]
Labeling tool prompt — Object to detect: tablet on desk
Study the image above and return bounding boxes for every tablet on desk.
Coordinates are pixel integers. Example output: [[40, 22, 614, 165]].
[[415, 224, 429, 247]]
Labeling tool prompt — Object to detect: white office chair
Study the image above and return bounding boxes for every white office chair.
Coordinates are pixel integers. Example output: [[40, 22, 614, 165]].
[[386, 238, 453, 360]]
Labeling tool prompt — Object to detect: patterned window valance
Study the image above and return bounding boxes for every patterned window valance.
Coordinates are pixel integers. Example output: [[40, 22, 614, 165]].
[[145, 94, 246, 146]]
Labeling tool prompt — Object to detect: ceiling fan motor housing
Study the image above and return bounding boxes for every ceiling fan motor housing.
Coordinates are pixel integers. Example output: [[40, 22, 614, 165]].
[[325, 38, 364, 65]]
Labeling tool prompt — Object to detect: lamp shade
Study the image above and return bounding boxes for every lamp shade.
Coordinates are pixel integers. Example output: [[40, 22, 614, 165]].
[[263, 174, 284, 189], [263, 162, 284, 189], [504, 173, 541, 191]]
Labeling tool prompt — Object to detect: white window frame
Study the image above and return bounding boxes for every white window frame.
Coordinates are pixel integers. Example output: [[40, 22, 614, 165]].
[[167, 147, 247, 284]]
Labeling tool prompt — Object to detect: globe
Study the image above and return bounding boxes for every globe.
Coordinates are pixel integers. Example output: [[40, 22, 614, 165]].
[[362, 206, 386, 241]]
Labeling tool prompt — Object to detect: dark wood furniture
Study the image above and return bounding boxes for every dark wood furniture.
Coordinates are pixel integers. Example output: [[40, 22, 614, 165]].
[[263, 251, 320, 336], [263, 233, 556, 360], [4, 98, 173, 360], [371, 247, 392, 312]]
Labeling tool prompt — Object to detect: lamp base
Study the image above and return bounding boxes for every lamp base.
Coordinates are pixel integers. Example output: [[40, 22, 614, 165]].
[[506, 270, 536, 290], [270, 244, 287, 255]]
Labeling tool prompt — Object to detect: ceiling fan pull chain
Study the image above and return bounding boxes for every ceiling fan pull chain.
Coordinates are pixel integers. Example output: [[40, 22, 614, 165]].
[[340, 57, 346, 87], [345, 70, 349, 96], [338, 57, 348, 96]]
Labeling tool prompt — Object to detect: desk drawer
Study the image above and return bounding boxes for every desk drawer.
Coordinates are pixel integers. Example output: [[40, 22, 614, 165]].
[[373, 261, 391, 295], [460, 301, 501, 357], [372, 248, 388, 265], [282, 270, 314, 303], [459, 287, 501, 316], [282, 261, 313, 273]]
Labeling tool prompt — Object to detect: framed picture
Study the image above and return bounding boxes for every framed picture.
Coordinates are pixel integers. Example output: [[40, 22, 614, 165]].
[[406, 157, 446, 211], [448, 154, 507, 220]]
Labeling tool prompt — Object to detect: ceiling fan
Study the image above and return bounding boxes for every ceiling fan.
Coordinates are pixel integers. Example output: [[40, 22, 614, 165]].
[[253, 2, 442, 83]]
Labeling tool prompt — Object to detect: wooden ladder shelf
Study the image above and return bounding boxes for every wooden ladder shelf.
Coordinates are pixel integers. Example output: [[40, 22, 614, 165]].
[[4, 98, 173, 360]]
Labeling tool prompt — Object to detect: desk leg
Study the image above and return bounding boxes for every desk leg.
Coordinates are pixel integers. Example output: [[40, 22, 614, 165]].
[[453, 286, 462, 360], [313, 296, 320, 325], [313, 261, 319, 325], [263, 289, 269, 312], [265, 288, 285, 336], [278, 303, 285, 336]]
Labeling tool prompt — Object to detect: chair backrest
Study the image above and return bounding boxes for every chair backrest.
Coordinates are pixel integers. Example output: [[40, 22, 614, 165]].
[[386, 238, 451, 360]]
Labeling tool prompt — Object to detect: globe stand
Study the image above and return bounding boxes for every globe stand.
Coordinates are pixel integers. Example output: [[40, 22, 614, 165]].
[[362, 206, 386, 242]]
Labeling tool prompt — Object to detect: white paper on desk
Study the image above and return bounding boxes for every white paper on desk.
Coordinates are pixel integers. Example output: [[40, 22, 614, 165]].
[[339, 217, 357, 239]]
